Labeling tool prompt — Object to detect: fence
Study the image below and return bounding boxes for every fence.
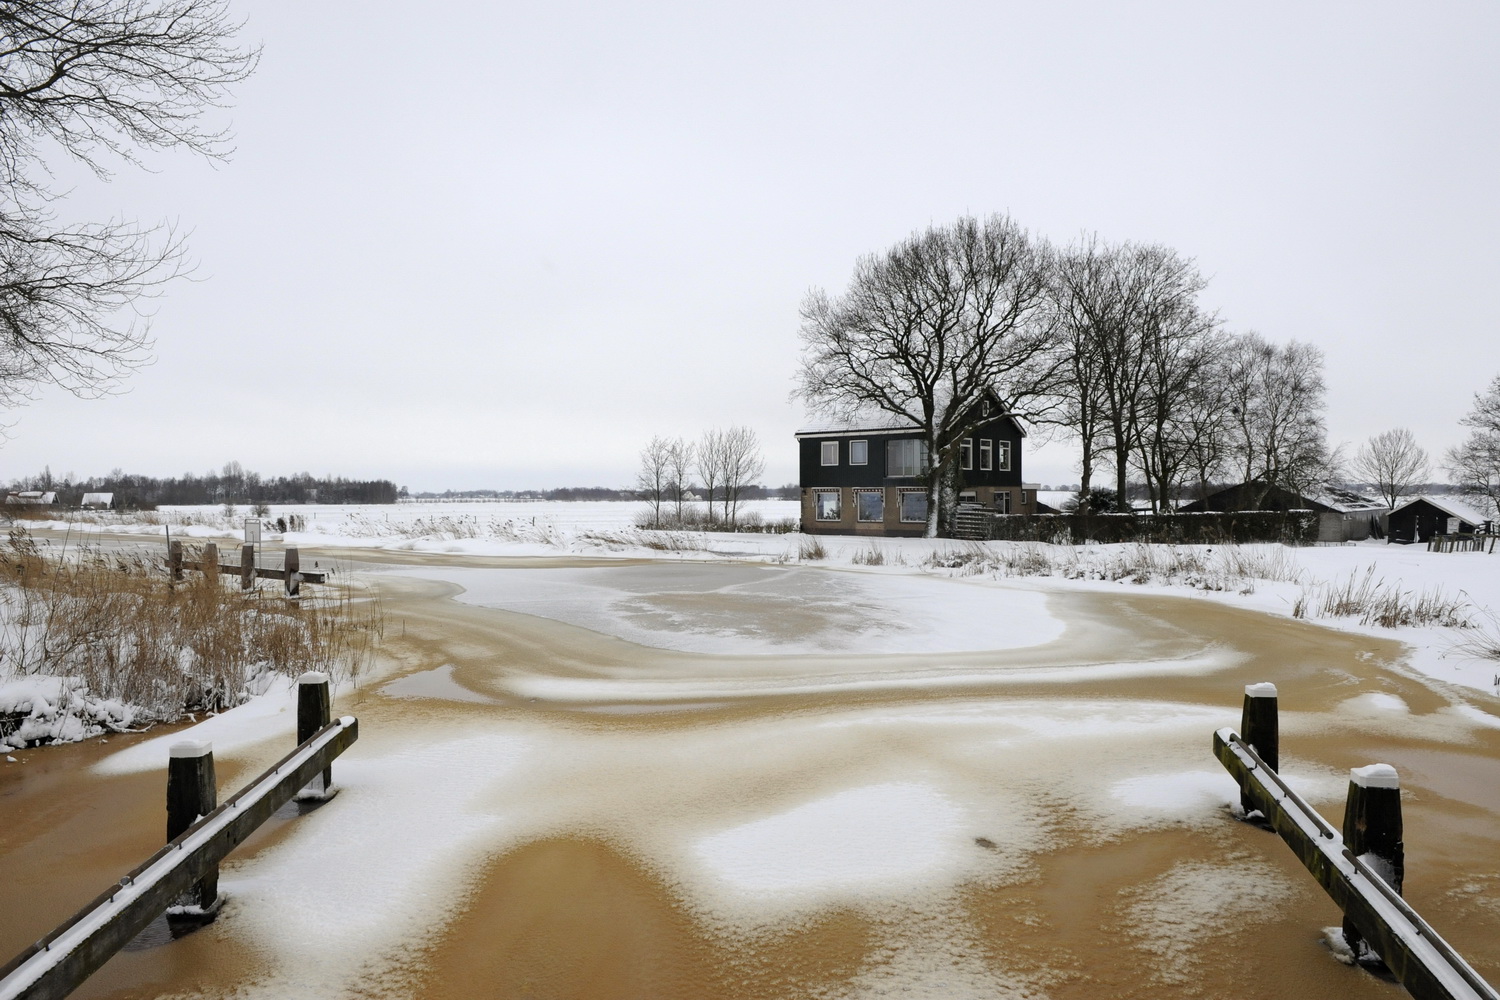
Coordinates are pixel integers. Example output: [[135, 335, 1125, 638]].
[[168, 540, 328, 597], [0, 674, 358, 1000], [1427, 534, 1496, 554], [1214, 683, 1498, 1000]]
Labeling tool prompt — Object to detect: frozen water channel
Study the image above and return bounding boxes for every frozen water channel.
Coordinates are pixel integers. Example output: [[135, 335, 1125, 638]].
[[388, 562, 1065, 655]]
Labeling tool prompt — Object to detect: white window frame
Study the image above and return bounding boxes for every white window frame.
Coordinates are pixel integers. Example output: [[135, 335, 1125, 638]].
[[814, 489, 842, 521], [821, 441, 838, 466], [887, 439, 928, 478], [997, 440, 1011, 471], [979, 439, 993, 471], [995, 491, 1012, 514], [849, 440, 868, 466], [960, 438, 973, 471], [899, 489, 928, 523], [854, 488, 884, 522]]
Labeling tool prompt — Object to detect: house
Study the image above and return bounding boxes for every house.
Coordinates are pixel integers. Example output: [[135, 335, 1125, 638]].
[[1388, 495, 1492, 543], [4, 491, 57, 506], [1178, 482, 1389, 542], [80, 492, 114, 510], [796, 396, 1040, 536]]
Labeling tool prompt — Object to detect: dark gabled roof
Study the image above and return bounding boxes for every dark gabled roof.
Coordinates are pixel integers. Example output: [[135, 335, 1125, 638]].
[[796, 389, 1027, 438]]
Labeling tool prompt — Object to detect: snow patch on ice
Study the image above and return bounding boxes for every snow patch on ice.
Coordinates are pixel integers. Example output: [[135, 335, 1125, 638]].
[[93, 674, 298, 774]]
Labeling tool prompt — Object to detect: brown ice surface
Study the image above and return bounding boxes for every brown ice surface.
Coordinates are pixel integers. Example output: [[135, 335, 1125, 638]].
[[2, 542, 1498, 998]]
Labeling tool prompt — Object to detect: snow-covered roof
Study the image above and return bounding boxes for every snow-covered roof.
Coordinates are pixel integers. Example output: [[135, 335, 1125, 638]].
[[796, 394, 1028, 438], [1308, 487, 1388, 513], [1392, 494, 1492, 526], [81, 492, 113, 506]]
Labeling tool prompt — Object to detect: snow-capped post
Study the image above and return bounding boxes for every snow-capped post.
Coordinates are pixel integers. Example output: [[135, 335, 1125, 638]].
[[284, 546, 300, 598], [166, 740, 221, 925], [168, 539, 183, 584], [296, 672, 336, 800], [1240, 682, 1278, 817], [201, 542, 217, 583], [1341, 764, 1404, 963], [240, 543, 254, 591]]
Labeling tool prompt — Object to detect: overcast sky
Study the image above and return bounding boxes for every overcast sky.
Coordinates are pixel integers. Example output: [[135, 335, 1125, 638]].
[[10, 1, 1500, 492]]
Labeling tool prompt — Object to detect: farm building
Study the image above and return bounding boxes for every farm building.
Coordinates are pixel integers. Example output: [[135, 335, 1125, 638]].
[[4, 491, 56, 506], [1179, 482, 1389, 542], [797, 394, 1041, 536], [1388, 495, 1492, 543], [80, 492, 114, 510]]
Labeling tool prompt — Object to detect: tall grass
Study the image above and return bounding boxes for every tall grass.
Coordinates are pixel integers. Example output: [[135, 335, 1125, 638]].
[[922, 541, 1304, 592], [1295, 565, 1473, 629], [0, 530, 382, 727]]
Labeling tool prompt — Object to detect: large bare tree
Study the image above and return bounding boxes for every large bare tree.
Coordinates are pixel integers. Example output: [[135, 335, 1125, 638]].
[[718, 425, 764, 528], [796, 214, 1060, 537], [1222, 332, 1331, 505], [1351, 428, 1430, 511], [1446, 375, 1500, 516], [0, 0, 258, 404]]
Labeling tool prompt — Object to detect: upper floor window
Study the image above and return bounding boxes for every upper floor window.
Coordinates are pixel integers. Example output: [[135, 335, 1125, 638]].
[[960, 438, 973, 470], [849, 440, 868, 465], [887, 439, 928, 478], [979, 439, 993, 471], [821, 441, 838, 466], [998, 440, 1012, 471]]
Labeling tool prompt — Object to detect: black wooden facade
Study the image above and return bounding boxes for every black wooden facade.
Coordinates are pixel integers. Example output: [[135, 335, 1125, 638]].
[[796, 403, 1035, 536], [1388, 497, 1489, 543]]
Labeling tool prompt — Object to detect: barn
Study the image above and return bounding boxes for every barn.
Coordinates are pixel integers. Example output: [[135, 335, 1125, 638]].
[[1387, 495, 1492, 544], [1178, 482, 1389, 542]]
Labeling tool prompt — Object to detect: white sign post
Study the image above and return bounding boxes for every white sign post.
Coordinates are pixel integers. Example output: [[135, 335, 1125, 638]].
[[244, 518, 262, 544]]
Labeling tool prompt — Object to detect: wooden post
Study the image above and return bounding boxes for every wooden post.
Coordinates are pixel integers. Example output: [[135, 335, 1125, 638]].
[[296, 672, 335, 800], [165, 740, 221, 925], [200, 543, 217, 584], [1342, 763, 1404, 963], [284, 546, 300, 598], [168, 540, 183, 584], [1240, 682, 1278, 818], [240, 543, 254, 591]]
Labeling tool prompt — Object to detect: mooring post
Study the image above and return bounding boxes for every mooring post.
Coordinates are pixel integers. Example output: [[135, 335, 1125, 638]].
[[166, 740, 221, 924], [284, 546, 300, 598], [296, 672, 336, 800], [201, 542, 217, 584], [168, 539, 183, 584], [1341, 763, 1404, 962], [240, 543, 254, 591], [1240, 682, 1278, 817]]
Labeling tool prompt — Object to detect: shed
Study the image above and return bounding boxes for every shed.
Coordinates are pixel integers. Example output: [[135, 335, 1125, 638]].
[[80, 492, 114, 510], [1388, 495, 1492, 544], [1179, 482, 1389, 542]]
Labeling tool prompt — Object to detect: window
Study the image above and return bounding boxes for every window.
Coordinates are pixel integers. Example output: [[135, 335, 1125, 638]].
[[849, 440, 868, 466], [887, 439, 928, 477], [821, 441, 838, 466], [995, 491, 1012, 514], [982, 399, 992, 417], [997, 440, 1011, 471], [855, 489, 884, 522], [979, 440, 993, 471], [814, 489, 842, 520], [899, 489, 928, 523], [960, 438, 973, 470], [1021, 491, 1029, 506]]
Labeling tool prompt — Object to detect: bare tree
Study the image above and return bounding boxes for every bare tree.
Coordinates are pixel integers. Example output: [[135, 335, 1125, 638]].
[[796, 214, 1061, 537], [697, 428, 728, 523], [718, 425, 764, 528], [1447, 375, 1500, 516], [1222, 332, 1331, 505], [635, 436, 670, 527], [665, 436, 695, 522], [1351, 428, 1430, 510], [0, 0, 258, 403]]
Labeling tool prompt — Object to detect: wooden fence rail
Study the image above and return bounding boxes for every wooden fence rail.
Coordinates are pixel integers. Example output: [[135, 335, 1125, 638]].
[[1214, 713, 1499, 1000], [0, 682, 357, 1000]]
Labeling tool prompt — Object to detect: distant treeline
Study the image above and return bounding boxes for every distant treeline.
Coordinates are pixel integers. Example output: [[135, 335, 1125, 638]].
[[10, 463, 398, 508], [411, 484, 800, 502]]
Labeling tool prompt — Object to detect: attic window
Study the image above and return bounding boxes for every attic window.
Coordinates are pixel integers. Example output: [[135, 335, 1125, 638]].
[[982, 399, 992, 416]]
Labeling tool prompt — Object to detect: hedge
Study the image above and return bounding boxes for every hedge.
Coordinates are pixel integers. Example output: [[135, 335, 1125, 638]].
[[975, 509, 1321, 545]]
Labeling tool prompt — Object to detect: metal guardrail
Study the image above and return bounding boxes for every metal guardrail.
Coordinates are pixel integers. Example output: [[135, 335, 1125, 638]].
[[1215, 727, 1500, 1000], [0, 716, 359, 1000]]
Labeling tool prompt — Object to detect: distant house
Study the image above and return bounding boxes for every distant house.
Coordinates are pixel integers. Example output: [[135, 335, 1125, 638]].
[[4, 491, 57, 506], [1388, 495, 1492, 543], [80, 492, 114, 510], [796, 393, 1041, 536], [1179, 482, 1389, 542]]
